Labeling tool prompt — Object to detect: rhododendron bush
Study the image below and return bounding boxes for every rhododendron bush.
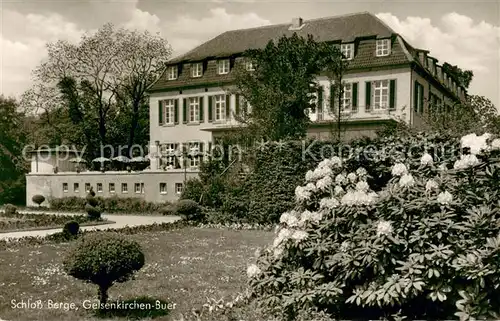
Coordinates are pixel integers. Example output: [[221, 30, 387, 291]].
[[247, 133, 500, 320]]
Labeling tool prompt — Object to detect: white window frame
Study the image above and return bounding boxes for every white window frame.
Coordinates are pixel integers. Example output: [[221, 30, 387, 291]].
[[160, 183, 167, 194], [191, 63, 203, 78], [85, 183, 91, 193], [214, 95, 226, 121], [340, 43, 354, 60], [245, 60, 255, 71], [376, 39, 391, 57], [217, 59, 230, 75], [164, 99, 175, 125], [63, 183, 68, 193], [167, 66, 177, 80], [161, 143, 176, 168], [134, 183, 141, 194], [96, 183, 103, 193], [109, 183, 115, 193], [175, 183, 183, 195], [73, 183, 79, 193], [372, 80, 390, 110], [121, 183, 128, 193], [189, 142, 200, 169], [189, 97, 200, 123], [341, 83, 352, 111]]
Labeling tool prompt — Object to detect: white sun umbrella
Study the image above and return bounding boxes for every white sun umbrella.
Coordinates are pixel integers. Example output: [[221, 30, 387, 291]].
[[69, 157, 87, 163], [112, 155, 130, 163], [92, 157, 111, 163]]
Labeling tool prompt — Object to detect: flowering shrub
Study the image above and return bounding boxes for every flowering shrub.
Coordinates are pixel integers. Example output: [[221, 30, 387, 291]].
[[248, 133, 500, 320]]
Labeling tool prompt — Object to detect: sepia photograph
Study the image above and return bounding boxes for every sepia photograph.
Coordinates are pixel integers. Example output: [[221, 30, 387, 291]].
[[0, 0, 499, 320]]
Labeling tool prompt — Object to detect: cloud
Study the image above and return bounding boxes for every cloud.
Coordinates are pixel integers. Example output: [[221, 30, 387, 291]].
[[376, 12, 500, 73], [121, 7, 162, 33]]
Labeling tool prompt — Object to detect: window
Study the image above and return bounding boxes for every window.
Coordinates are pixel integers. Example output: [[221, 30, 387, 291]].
[[191, 63, 202, 77], [341, 83, 352, 111], [217, 59, 230, 74], [376, 39, 391, 57], [214, 95, 226, 121], [85, 183, 91, 193], [135, 183, 141, 194], [141, 183, 145, 194], [372, 80, 389, 110], [164, 99, 175, 125], [62, 183, 68, 193], [167, 66, 177, 80], [189, 97, 200, 122], [121, 183, 128, 193], [189, 142, 201, 168], [245, 60, 255, 71], [340, 43, 354, 60], [160, 143, 178, 169], [175, 183, 183, 195], [414, 82, 424, 113], [109, 183, 115, 193], [73, 183, 79, 193], [96, 183, 103, 193], [160, 183, 167, 194]]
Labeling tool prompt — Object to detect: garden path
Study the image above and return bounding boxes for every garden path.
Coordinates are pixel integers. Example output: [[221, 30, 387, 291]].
[[0, 210, 181, 240]]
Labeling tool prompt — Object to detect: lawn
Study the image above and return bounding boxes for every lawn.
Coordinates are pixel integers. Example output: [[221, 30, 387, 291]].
[[0, 227, 274, 321], [0, 212, 112, 233]]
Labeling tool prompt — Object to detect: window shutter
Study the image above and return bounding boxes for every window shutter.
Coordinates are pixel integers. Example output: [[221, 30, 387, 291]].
[[208, 96, 213, 122], [329, 83, 337, 112], [199, 97, 204, 123], [317, 86, 323, 114], [389, 79, 396, 110], [235, 94, 240, 116], [413, 81, 418, 113], [352, 83, 358, 112], [183, 98, 187, 123], [419, 85, 424, 113], [174, 99, 179, 124], [158, 100, 164, 125], [225, 95, 231, 119], [365, 82, 371, 111]]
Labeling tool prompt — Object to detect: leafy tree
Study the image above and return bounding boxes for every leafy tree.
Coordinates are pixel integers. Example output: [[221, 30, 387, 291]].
[[442, 62, 474, 89], [0, 96, 28, 205], [232, 34, 345, 141]]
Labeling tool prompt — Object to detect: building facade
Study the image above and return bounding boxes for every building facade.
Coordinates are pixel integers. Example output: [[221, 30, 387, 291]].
[[26, 12, 467, 206]]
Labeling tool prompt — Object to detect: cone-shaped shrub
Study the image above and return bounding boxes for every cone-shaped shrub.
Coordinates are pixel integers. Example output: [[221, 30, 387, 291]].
[[85, 187, 101, 220], [248, 133, 500, 320]]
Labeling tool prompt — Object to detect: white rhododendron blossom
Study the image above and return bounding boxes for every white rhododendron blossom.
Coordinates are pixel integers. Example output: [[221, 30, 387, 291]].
[[291, 230, 309, 242], [438, 163, 448, 171], [437, 191, 453, 205], [420, 153, 434, 166], [305, 183, 317, 192], [316, 175, 333, 191], [376, 220, 393, 236], [335, 173, 347, 185], [295, 186, 311, 202], [391, 163, 408, 176], [347, 172, 357, 183], [305, 170, 315, 182], [491, 138, 500, 150], [425, 179, 439, 191], [247, 264, 261, 278], [300, 210, 323, 224], [273, 228, 292, 248], [318, 156, 342, 169], [341, 190, 377, 206], [273, 247, 283, 259], [399, 173, 415, 187], [319, 197, 340, 210], [334, 186, 344, 196], [339, 241, 350, 252], [461, 133, 491, 155], [356, 167, 367, 177], [312, 166, 333, 181], [453, 154, 480, 170], [355, 181, 369, 192]]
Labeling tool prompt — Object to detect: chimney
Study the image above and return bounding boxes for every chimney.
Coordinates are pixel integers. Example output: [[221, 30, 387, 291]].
[[290, 17, 304, 30]]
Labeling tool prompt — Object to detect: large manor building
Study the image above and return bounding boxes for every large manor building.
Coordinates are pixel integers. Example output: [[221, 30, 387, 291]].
[[25, 12, 467, 206]]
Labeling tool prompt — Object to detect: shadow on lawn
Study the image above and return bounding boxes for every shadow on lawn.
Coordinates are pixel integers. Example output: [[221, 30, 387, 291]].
[[94, 296, 171, 320]]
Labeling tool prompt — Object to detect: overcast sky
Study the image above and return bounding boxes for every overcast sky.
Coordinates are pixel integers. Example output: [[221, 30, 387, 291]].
[[1, 0, 499, 108]]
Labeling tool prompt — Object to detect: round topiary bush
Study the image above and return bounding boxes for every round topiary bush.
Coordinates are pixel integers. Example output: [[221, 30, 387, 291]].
[[62, 221, 80, 239], [32, 194, 45, 207], [85, 187, 101, 220], [248, 133, 500, 321], [63, 233, 145, 305], [174, 199, 203, 222], [3, 204, 17, 216]]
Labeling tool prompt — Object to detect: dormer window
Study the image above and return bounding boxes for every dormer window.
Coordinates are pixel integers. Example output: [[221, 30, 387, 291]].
[[340, 43, 354, 60], [245, 60, 255, 71], [217, 59, 230, 75], [191, 63, 203, 78], [375, 39, 391, 57], [167, 66, 177, 80]]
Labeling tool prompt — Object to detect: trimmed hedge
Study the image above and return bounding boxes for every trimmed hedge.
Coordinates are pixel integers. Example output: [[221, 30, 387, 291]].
[[49, 196, 168, 213]]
